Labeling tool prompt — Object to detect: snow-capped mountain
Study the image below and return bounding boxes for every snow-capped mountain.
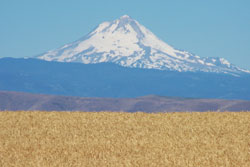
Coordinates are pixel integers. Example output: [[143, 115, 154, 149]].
[[37, 15, 249, 74]]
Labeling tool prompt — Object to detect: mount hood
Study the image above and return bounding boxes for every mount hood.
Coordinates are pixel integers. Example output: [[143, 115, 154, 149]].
[[37, 15, 249, 74]]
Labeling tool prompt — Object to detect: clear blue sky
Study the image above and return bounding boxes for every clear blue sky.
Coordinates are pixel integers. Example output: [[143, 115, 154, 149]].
[[1, 0, 250, 69]]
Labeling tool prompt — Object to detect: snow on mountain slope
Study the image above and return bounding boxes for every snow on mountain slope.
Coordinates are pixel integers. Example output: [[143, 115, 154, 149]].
[[37, 15, 250, 74]]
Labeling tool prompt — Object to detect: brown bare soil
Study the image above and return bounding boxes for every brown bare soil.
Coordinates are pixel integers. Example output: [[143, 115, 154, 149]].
[[0, 111, 249, 166]]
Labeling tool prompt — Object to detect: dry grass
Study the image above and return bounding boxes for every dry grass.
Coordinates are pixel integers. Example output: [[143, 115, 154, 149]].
[[0, 111, 249, 167]]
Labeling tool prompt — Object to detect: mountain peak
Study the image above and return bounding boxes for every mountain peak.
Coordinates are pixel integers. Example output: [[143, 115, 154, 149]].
[[37, 16, 250, 75], [115, 15, 138, 30], [119, 15, 132, 20]]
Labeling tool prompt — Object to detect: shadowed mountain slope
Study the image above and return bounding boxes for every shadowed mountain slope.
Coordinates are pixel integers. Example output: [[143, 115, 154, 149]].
[[1, 58, 250, 100]]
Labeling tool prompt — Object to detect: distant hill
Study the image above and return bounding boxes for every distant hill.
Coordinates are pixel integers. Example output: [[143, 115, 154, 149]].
[[1, 91, 250, 112], [1, 58, 250, 100]]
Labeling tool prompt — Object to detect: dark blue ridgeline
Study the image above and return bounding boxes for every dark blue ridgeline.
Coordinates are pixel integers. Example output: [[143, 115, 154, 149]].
[[0, 57, 250, 100]]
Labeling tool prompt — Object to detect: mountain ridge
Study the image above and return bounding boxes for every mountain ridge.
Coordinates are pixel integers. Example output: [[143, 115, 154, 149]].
[[1, 90, 250, 112], [1, 57, 250, 100], [37, 15, 250, 75]]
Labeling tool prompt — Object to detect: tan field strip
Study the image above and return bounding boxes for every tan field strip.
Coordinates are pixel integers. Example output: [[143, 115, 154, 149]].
[[0, 111, 249, 167]]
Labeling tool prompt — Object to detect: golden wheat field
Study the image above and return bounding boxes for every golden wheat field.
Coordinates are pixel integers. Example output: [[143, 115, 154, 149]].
[[0, 111, 249, 167]]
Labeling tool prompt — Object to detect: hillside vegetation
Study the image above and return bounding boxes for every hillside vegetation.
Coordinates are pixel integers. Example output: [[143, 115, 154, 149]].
[[0, 111, 249, 166]]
